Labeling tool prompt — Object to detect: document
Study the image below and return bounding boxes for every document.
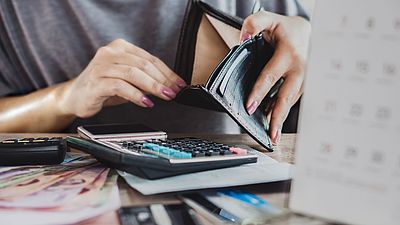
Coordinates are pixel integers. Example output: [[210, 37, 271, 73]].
[[119, 149, 293, 195], [290, 1, 400, 225]]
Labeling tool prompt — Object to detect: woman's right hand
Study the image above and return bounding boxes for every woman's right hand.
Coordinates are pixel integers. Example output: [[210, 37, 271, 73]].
[[58, 39, 187, 118]]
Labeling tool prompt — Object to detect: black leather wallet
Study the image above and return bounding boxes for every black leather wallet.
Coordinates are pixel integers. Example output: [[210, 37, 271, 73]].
[[174, 1, 283, 151]]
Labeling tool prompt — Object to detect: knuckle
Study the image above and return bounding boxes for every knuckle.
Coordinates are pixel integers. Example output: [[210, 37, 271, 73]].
[[109, 38, 125, 46], [243, 17, 257, 32], [255, 10, 270, 19], [131, 90, 144, 104], [110, 80, 122, 94], [151, 81, 160, 93], [126, 67, 139, 83], [263, 73, 279, 87], [142, 59, 153, 72], [136, 58, 149, 71], [149, 56, 158, 64], [95, 46, 111, 57], [288, 56, 306, 76], [278, 93, 296, 106]]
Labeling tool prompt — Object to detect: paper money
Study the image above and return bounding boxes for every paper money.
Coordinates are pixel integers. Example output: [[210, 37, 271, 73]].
[[0, 165, 107, 207], [0, 162, 98, 199], [0, 153, 94, 189], [0, 152, 120, 225]]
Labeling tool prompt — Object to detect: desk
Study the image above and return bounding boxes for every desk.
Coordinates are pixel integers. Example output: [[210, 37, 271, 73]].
[[0, 133, 328, 225]]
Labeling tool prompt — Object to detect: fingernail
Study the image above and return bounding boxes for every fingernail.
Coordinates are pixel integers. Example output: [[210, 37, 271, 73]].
[[162, 87, 177, 99], [176, 79, 187, 89], [246, 100, 258, 115], [142, 96, 154, 108], [240, 32, 251, 43]]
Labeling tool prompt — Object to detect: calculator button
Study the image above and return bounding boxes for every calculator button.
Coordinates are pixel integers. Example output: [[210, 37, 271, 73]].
[[33, 138, 46, 142], [1, 139, 18, 144], [205, 150, 219, 156], [192, 151, 205, 157], [143, 142, 192, 159], [18, 138, 34, 143], [36, 137, 49, 141], [48, 137, 62, 142], [220, 149, 232, 155]]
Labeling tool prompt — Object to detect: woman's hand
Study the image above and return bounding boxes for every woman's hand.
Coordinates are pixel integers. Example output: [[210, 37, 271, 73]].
[[59, 39, 187, 118], [240, 11, 311, 145]]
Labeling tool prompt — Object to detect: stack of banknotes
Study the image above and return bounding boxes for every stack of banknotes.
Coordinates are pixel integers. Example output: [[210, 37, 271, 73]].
[[0, 152, 120, 225]]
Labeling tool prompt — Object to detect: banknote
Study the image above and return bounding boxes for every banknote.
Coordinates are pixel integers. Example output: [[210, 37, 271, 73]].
[[0, 165, 108, 207], [0, 153, 95, 189], [0, 154, 98, 199], [67, 169, 118, 208], [0, 152, 120, 225], [0, 163, 98, 199]]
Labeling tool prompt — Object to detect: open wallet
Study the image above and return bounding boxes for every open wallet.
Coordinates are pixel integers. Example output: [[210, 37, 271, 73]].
[[174, 0, 283, 151]]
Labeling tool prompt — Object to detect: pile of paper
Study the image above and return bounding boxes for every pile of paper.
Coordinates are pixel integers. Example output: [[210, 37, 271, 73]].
[[0, 153, 120, 225], [120, 149, 293, 195]]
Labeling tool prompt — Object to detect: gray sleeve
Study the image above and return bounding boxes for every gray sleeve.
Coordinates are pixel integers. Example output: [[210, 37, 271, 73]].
[[203, 0, 308, 21], [259, 0, 309, 19], [0, 46, 13, 97], [0, 73, 13, 97]]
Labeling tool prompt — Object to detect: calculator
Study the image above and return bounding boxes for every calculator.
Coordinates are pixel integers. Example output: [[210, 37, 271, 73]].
[[66, 136, 258, 179], [0, 137, 66, 166]]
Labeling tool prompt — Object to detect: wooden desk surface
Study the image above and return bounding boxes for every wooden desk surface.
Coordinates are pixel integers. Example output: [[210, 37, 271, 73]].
[[0, 133, 328, 225]]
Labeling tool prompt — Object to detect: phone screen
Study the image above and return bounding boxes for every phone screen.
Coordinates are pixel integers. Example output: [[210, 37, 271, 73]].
[[81, 123, 158, 135]]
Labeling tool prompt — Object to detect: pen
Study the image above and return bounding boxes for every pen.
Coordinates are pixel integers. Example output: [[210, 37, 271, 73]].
[[181, 193, 240, 223]]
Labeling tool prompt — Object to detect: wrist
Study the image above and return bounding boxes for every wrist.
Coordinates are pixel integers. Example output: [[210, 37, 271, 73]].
[[52, 80, 76, 119]]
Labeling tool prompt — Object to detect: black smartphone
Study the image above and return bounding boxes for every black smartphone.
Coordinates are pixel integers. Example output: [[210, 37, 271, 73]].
[[77, 123, 167, 140]]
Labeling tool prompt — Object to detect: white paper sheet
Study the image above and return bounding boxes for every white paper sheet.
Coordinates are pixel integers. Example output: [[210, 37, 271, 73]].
[[119, 150, 293, 195], [290, 1, 400, 225]]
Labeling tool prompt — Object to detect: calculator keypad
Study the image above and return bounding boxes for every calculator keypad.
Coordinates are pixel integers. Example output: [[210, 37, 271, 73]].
[[116, 138, 246, 159]]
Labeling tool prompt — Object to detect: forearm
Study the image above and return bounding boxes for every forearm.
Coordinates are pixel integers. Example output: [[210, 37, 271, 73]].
[[0, 81, 76, 133]]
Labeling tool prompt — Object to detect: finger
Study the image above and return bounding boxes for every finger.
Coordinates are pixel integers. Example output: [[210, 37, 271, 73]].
[[96, 64, 177, 101], [103, 52, 181, 93], [246, 45, 292, 115], [108, 39, 187, 88], [240, 11, 282, 43], [103, 96, 128, 107], [269, 73, 303, 144], [99, 78, 154, 108], [265, 100, 276, 125]]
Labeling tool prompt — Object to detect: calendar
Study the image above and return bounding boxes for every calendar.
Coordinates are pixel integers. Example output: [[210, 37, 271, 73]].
[[289, 0, 400, 225]]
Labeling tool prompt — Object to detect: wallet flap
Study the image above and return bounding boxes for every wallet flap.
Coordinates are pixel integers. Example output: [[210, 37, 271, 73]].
[[174, 0, 242, 85], [205, 14, 240, 49], [191, 15, 230, 86]]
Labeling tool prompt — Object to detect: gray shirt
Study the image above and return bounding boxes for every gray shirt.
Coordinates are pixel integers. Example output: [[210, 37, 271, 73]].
[[0, 0, 306, 133]]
